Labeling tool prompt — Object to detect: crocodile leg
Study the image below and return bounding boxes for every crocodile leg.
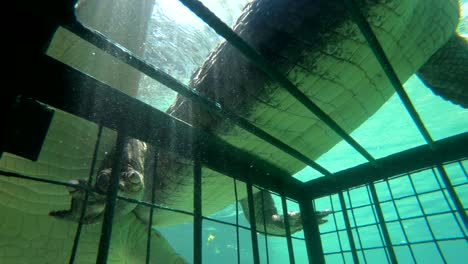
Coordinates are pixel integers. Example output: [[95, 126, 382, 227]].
[[50, 138, 147, 223], [240, 190, 331, 236], [417, 34, 468, 108]]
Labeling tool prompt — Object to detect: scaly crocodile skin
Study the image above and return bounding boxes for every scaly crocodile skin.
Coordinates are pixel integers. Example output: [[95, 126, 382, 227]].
[[0, 0, 460, 263]]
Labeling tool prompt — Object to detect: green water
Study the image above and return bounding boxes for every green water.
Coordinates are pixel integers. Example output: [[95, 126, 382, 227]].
[[150, 1, 468, 263], [158, 76, 468, 264], [149, 28, 468, 262]]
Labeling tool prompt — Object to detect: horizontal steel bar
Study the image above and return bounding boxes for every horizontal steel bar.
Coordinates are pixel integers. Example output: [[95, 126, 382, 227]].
[[11, 53, 305, 201], [305, 132, 468, 199], [342, 0, 433, 145], [178, 0, 375, 162], [63, 20, 331, 177]]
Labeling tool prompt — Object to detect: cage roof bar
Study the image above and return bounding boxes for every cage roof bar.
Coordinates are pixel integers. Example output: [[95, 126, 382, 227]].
[[63, 20, 331, 177], [342, 0, 468, 232], [305, 132, 468, 200], [18, 52, 305, 201], [177, 0, 375, 162], [342, 0, 434, 146]]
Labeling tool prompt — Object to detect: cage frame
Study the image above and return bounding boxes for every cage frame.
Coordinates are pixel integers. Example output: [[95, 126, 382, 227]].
[[3, 0, 468, 263]]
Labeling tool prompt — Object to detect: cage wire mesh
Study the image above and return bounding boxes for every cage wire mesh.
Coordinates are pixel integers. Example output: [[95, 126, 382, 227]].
[[1, 0, 468, 263]]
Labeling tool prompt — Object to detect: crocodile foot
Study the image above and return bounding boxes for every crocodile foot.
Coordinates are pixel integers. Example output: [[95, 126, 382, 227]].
[[50, 179, 106, 223], [50, 139, 148, 224], [272, 209, 332, 234]]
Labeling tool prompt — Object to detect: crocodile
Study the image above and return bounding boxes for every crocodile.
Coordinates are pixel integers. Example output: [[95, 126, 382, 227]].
[[0, 0, 465, 263]]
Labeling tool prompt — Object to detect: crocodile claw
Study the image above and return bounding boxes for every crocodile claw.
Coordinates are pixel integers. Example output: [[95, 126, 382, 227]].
[[49, 179, 106, 223], [50, 165, 145, 224]]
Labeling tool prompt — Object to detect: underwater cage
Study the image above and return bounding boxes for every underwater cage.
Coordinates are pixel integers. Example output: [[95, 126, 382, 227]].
[[2, 0, 468, 263]]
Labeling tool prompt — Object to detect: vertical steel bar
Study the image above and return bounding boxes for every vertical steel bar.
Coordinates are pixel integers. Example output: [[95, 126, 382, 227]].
[[459, 161, 468, 180], [346, 191, 367, 264], [342, 0, 433, 144], [431, 168, 467, 238], [328, 197, 346, 263], [177, 0, 375, 162], [96, 132, 127, 264], [234, 179, 241, 264], [193, 151, 203, 264], [281, 194, 295, 264], [246, 177, 260, 264], [69, 125, 103, 264], [146, 150, 159, 264], [365, 186, 391, 262], [368, 184, 398, 264], [261, 191, 270, 264], [406, 174, 445, 263], [299, 199, 325, 264], [436, 164, 468, 231], [338, 192, 360, 264]]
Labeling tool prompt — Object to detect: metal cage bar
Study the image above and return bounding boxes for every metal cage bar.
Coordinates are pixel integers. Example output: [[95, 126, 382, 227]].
[[338, 192, 360, 263], [436, 165, 468, 231], [345, 191, 368, 264], [306, 132, 468, 199], [62, 20, 330, 177], [233, 179, 241, 264], [260, 191, 271, 264], [4, 1, 467, 264], [342, 0, 433, 145], [281, 194, 296, 264], [299, 200, 326, 264], [384, 178, 418, 263], [324, 198, 346, 263], [96, 133, 128, 264], [403, 174, 444, 263], [342, 0, 468, 237], [177, 0, 375, 163], [368, 184, 398, 263], [69, 125, 103, 264], [194, 151, 203, 264], [246, 176, 261, 264], [431, 168, 468, 238], [146, 150, 160, 264]]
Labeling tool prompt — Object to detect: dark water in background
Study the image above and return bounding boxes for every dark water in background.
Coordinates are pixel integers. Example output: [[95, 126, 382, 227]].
[[144, 1, 468, 263]]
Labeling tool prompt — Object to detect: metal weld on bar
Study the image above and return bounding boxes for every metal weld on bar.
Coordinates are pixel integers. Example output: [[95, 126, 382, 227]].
[[246, 174, 260, 264], [342, 0, 433, 145], [146, 150, 159, 264], [177, 0, 375, 162], [96, 132, 128, 264], [63, 20, 330, 177], [193, 149, 203, 264], [299, 200, 325, 264], [369, 184, 398, 263], [280, 194, 295, 264], [436, 164, 468, 231], [69, 125, 103, 264], [338, 192, 360, 263]]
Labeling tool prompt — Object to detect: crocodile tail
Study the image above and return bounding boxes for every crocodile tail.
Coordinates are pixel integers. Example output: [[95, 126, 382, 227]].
[[417, 33, 468, 108]]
